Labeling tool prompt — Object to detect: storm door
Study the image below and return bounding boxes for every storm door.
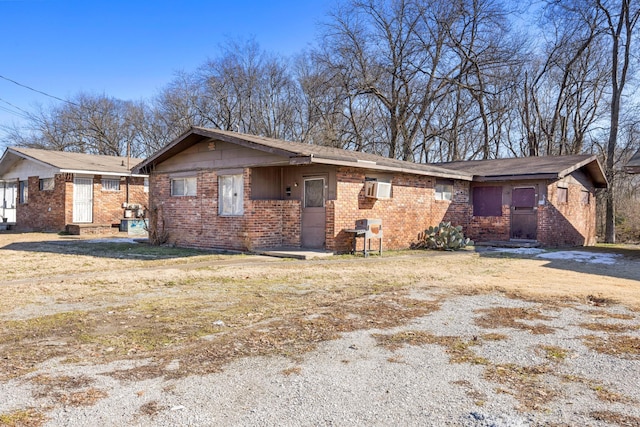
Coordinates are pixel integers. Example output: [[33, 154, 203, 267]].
[[73, 177, 93, 223], [301, 177, 326, 248], [1, 182, 17, 223], [510, 186, 537, 240]]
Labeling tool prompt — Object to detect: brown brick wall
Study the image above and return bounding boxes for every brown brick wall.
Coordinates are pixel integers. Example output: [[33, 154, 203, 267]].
[[15, 175, 66, 231], [150, 165, 597, 252], [150, 169, 301, 250], [538, 183, 596, 246], [15, 174, 148, 232], [328, 167, 471, 253]]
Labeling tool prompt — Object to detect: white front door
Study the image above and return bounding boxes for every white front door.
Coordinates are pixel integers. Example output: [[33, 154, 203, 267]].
[[1, 182, 17, 223], [73, 177, 93, 223]]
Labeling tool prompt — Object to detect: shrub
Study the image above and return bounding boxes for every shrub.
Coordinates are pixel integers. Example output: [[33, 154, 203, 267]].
[[413, 222, 474, 251]]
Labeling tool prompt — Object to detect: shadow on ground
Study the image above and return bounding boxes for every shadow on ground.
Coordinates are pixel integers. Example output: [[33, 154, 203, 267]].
[[477, 244, 640, 282]]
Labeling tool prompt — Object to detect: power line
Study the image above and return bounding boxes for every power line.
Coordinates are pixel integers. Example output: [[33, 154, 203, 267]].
[[0, 97, 31, 119], [0, 74, 78, 106]]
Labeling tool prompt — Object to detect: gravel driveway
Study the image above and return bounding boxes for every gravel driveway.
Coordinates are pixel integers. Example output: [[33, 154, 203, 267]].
[[3, 289, 639, 427]]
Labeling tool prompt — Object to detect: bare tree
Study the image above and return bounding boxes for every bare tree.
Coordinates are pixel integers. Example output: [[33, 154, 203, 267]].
[[598, 0, 640, 243]]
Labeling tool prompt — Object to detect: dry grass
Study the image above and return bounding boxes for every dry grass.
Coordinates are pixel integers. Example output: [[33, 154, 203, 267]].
[[538, 345, 570, 362], [581, 335, 640, 359], [483, 364, 557, 411], [474, 306, 556, 335], [590, 410, 640, 426], [0, 408, 47, 427], [562, 375, 633, 404], [374, 331, 489, 365], [578, 322, 639, 333], [1, 233, 640, 419]]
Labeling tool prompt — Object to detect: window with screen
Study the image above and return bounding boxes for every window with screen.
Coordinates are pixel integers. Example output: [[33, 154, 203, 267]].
[[171, 177, 197, 196], [435, 180, 453, 201], [557, 187, 568, 203], [39, 178, 54, 191], [219, 174, 244, 216], [101, 178, 120, 191]]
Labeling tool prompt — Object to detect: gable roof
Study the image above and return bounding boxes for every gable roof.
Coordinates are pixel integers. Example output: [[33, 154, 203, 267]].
[[439, 154, 608, 188], [133, 127, 474, 181], [626, 150, 640, 174], [0, 147, 146, 177]]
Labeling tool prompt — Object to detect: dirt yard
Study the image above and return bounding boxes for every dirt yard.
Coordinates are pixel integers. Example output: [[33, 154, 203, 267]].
[[0, 232, 639, 426]]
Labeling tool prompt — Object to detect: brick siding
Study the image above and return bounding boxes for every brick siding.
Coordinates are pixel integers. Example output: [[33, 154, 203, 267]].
[[14, 173, 147, 232], [150, 165, 597, 252]]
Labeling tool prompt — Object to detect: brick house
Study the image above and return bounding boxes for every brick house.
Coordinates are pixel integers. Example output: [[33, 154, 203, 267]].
[[134, 127, 607, 252], [0, 147, 148, 234]]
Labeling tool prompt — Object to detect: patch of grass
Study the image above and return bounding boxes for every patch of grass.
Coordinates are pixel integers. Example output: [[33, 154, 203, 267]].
[[539, 345, 570, 362], [105, 295, 442, 381], [481, 333, 508, 341], [579, 322, 638, 333], [590, 410, 640, 426], [585, 310, 635, 320], [56, 388, 108, 406], [374, 331, 489, 365], [474, 306, 555, 334], [452, 380, 487, 406], [581, 335, 640, 359], [0, 408, 47, 427], [586, 294, 618, 307], [137, 400, 164, 418], [282, 366, 302, 376], [483, 363, 557, 411], [30, 374, 95, 399]]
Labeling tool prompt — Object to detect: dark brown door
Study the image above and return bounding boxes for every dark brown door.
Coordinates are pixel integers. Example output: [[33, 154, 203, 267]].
[[510, 187, 537, 240], [301, 177, 326, 248]]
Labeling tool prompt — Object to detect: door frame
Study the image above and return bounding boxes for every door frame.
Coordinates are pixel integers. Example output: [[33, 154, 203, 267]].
[[301, 176, 327, 248], [73, 176, 94, 223], [510, 185, 538, 241]]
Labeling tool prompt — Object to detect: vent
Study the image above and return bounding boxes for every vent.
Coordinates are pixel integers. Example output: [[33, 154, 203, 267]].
[[365, 181, 392, 199]]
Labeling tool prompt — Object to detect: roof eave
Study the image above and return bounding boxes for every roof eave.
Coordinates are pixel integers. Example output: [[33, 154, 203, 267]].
[[292, 155, 473, 181]]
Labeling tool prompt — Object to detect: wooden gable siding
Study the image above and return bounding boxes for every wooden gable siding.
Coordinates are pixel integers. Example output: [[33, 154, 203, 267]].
[[155, 139, 289, 173]]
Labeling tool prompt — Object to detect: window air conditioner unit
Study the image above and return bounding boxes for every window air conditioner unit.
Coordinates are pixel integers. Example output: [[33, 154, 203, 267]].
[[365, 181, 392, 199]]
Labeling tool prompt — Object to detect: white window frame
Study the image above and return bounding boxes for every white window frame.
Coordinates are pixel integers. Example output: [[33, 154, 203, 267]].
[[218, 174, 244, 216], [144, 177, 149, 193], [435, 181, 453, 201], [171, 177, 197, 196], [101, 178, 120, 192], [39, 177, 55, 191], [19, 180, 28, 204]]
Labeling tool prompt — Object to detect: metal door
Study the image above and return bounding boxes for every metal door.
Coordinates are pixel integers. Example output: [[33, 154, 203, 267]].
[[73, 177, 93, 223], [510, 186, 537, 240], [301, 177, 326, 248], [1, 182, 17, 223]]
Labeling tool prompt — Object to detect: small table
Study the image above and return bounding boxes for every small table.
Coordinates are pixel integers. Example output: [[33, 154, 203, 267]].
[[343, 229, 382, 257]]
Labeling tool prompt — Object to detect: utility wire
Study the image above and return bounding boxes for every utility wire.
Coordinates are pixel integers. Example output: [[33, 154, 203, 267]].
[[0, 97, 31, 119], [0, 74, 78, 106]]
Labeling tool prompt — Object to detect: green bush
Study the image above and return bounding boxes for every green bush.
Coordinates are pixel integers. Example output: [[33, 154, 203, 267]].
[[413, 222, 474, 251]]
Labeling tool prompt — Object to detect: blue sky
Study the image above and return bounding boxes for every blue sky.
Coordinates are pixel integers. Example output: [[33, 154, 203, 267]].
[[0, 0, 332, 136]]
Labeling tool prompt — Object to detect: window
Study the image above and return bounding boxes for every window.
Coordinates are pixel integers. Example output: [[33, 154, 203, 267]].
[[557, 187, 568, 204], [19, 180, 28, 204], [101, 178, 120, 191], [144, 177, 149, 193], [219, 174, 244, 216], [171, 177, 197, 196], [39, 178, 54, 191], [581, 190, 590, 205], [472, 186, 502, 216], [435, 180, 453, 201]]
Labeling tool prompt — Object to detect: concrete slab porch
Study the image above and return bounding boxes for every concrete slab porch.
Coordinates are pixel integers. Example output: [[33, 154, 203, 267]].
[[252, 247, 335, 260]]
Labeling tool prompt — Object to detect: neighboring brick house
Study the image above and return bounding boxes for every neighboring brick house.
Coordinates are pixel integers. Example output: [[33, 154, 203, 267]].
[[0, 147, 148, 234], [134, 127, 607, 252]]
